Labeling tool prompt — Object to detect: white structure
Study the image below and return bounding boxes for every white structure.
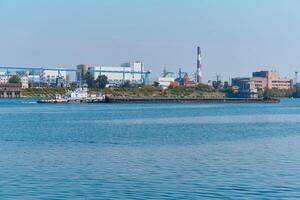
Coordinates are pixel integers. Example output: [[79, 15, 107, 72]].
[[158, 77, 175, 89], [68, 84, 89, 100], [82, 61, 146, 86], [28, 75, 41, 83], [0, 74, 28, 88], [0, 75, 9, 84], [38, 84, 105, 103], [20, 76, 29, 88]]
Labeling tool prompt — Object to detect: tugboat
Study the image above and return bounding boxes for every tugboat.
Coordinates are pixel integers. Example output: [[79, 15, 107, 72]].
[[37, 84, 106, 104]]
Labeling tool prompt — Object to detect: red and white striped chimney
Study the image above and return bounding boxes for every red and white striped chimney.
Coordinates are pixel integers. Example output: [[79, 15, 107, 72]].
[[197, 46, 202, 83]]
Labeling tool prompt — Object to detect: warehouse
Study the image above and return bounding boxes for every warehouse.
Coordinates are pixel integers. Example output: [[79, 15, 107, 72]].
[[77, 62, 148, 86], [0, 84, 21, 98]]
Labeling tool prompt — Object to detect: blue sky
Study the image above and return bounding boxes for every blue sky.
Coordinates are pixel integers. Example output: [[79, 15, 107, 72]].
[[1, 0, 300, 80]]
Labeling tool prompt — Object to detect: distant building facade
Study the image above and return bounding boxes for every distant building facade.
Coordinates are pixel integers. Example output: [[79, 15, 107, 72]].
[[0, 74, 29, 88], [252, 76, 267, 90], [158, 77, 175, 89], [76, 64, 89, 85], [41, 70, 67, 87], [231, 70, 292, 98], [252, 71, 292, 90], [0, 84, 21, 98], [231, 77, 258, 98], [76, 62, 147, 86], [20, 76, 29, 88], [0, 74, 9, 84]]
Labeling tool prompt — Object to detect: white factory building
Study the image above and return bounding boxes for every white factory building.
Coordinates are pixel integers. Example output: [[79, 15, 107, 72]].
[[77, 62, 148, 86], [20, 76, 29, 88], [0, 71, 29, 88], [0, 72, 9, 84], [0, 69, 68, 88], [158, 77, 175, 89]]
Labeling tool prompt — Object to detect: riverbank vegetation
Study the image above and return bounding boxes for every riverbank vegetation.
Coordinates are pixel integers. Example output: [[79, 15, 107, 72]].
[[102, 83, 225, 98], [258, 87, 300, 98], [21, 88, 68, 98], [21, 83, 225, 98], [83, 74, 109, 89], [21, 80, 300, 99], [8, 75, 21, 84]]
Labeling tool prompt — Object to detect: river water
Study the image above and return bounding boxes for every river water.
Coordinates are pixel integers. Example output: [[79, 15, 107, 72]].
[[0, 98, 300, 199]]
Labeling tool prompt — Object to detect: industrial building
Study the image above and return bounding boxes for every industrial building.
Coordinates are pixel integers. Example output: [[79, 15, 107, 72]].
[[0, 63, 150, 88], [20, 76, 29, 88], [0, 68, 68, 88], [252, 76, 267, 90], [0, 73, 9, 84], [232, 71, 292, 96], [41, 70, 67, 87], [0, 73, 29, 88], [158, 69, 176, 89], [252, 71, 292, 90], [76, 62, 148, 86], [231, 77, 258, 98], [76, 64, 89, 85], [0, 84, 21, 98], [158, 76, 176, 89], [157, 68, 196, 89], [231, 70, 293, 98]]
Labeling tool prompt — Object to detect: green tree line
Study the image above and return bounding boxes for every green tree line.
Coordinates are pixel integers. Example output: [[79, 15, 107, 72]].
[[83, 74, 109, 89], [258, 87, 300, 98], [8, 75, 21, 84]]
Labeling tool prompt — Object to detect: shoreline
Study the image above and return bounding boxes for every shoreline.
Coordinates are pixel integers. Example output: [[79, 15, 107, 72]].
[[35, 97, 280, 104]]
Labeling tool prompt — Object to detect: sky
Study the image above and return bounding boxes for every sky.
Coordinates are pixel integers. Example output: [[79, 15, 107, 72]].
[[1, 0, 300, 81]]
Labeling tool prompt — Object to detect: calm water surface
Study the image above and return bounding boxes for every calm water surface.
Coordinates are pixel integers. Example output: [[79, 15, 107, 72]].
[[0, 98, 300, 199]]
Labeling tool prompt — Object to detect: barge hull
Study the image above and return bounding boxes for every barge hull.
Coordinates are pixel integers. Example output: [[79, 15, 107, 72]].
[[105, 97, 280, 104], [37, 97, 280, 104]]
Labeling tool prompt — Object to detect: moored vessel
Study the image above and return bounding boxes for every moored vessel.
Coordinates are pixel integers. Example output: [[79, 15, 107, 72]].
[[37, 84, 106, 104]]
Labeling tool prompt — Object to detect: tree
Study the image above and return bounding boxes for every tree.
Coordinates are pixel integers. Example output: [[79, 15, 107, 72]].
[[153, 81, 159, 87], [222, 88, 234, 97], [195, 83, 213, 92], [8, 75, 21, 84], [121, 80, 131, 88], [96, 75, 108, 89], [83, 73, 95, 88], [293, 85, 300, 98], [69, 82, 78, 89]]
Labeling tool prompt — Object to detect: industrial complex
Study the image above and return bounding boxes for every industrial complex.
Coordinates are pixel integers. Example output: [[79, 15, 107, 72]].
[[76, 61, 147, 86], [0, 61, 150, 88], [0, 46, 297, 98], [231, 71, 293, 98]]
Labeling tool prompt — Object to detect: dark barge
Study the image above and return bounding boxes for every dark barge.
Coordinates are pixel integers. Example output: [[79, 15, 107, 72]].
[[105, 97, 280, 104]]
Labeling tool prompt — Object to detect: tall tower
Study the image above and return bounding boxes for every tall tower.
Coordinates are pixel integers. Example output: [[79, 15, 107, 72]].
[[197, 46, 202, 83]]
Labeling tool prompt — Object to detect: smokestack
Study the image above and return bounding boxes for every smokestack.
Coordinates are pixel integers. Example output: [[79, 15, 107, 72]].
[[197, 46, 202, 83]]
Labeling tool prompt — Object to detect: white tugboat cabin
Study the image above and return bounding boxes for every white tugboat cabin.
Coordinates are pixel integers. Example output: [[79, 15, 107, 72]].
[[37, 84, 106, 103]]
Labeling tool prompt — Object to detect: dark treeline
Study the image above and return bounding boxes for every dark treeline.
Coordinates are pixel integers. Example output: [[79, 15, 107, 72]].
[[258, 87, 300, 98], [83, 74, 109, 89]]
